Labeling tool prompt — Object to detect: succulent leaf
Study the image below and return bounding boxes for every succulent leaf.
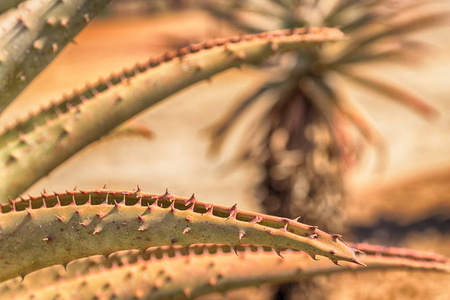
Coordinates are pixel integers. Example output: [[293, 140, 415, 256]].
[[0, 0, 113, 114], [0, 189, 359, 282], [0, 27, 344, 201], [0, 0, 23, 14], [0, 243, 447, 299]]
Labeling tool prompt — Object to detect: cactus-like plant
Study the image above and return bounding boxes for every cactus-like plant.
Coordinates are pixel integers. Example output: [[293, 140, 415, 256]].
[[0, 1, 448, 299], [0, 25, 345, 200], [0, 189, 364, 282], [203, 1, 448, 298], [0, 243, 448, 300], [207, 0, 444, 228]]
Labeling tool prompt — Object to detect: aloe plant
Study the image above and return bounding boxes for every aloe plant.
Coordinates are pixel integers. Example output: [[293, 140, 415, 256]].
[[207, 0, 443, 229], [203, 0, 447, 298], [0, 243, 448, 300], [0, 189, 364, 282], [0, 1, 448, 299]]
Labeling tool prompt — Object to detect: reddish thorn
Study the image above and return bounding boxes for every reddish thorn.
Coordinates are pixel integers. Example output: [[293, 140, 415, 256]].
[[352, 248, 365, 255], [187, 193, 196, 204], [270, 42, 279, 52], [250, 215, 262, 225], [226, 203, 238, 220], [330, 250, 336, 255], [185, 216, 192, 222], [135, 185, 141, 193], [46, 17, 56, 26], [137, 214, 144, 222], [103, 184, 107, 189], [170, 238, 177, 246], [309, 253, 319, 261], [331, 259, 341, 267], [275, 250, 284, 259], [25, 208, 32, 216], [93, 228, 101, 235], [238, 232, 245, 240], [233, 246, 239, 257], [331, 234, 342, 242], [308, 226, 318, 232], [96, 213, 103, 218], [208, 277, 217, 286], [56, 215, 64, 222], [138, 226, 146, 232], [352, 258, 367, 266], [281, 218, 290, 231], [170, 201, 176, 213], [73, 186, 77, 191], [75, 209, 81, 214], [204, 204, 213, 215], [309, 233, 319, 239], [183, 227, 190, 234]]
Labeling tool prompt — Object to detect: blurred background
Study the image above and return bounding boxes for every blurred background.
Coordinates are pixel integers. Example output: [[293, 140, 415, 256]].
[[2, 0, 450, 298]]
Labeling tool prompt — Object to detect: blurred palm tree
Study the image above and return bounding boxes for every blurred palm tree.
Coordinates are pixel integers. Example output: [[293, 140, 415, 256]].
[[203, 0, 446, 299]]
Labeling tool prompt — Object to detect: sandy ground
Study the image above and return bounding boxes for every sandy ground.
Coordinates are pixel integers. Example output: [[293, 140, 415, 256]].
[[2, 5, 450, 299]]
